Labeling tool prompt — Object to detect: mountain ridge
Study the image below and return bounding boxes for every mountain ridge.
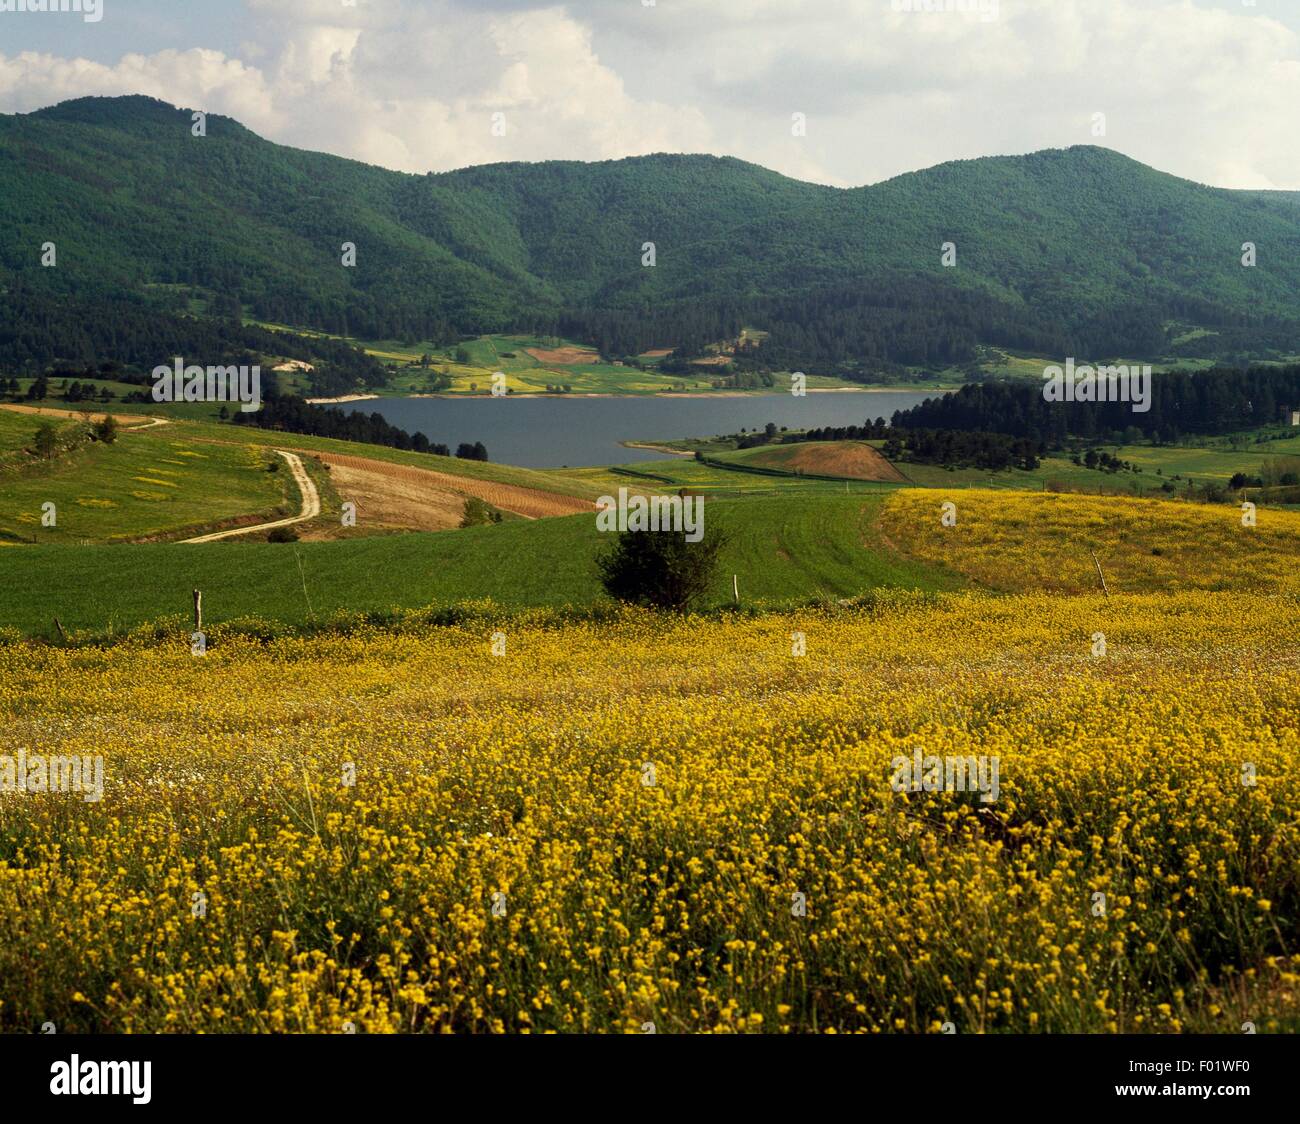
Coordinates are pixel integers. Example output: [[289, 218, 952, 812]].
[[3, 94, 1300, 377]]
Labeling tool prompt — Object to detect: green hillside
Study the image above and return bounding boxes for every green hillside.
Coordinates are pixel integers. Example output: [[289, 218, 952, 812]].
[[3, 95, 1300, 379]]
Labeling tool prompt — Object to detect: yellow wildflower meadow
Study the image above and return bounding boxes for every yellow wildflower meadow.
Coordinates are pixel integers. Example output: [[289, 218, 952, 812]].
[[878, 489, 1300, 594], [0, 591, 1296, 1033]]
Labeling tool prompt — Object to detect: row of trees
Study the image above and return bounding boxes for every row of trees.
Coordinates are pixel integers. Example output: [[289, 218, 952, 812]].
[[233, 392, 488, 461], [882, 429, 1042, 471]]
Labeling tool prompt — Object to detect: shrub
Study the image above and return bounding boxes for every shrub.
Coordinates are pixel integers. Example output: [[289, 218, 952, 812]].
[[32, 421, 59, 459], [267, 526, 299, 543], [459, 498, 503, 528], [597, 526, 728, 611], [93, 415, 119, 445]]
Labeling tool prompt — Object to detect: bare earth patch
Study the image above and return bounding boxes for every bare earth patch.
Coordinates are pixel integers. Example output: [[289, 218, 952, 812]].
[[312, 452, 595, 521], [304, 460, 467, 538], [748, 441, 909, 482], [524, 346, 599, 365]]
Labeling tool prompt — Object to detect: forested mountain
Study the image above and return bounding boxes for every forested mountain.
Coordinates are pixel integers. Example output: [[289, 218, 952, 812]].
[[3, 95, 1299, 375]]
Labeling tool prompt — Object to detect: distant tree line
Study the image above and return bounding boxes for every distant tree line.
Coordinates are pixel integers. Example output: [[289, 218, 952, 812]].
[[883, 429, 1042, 471], [543, 279, 1068, 377], [890, 364, 1300, 443], [12, 275, 1300, 396]]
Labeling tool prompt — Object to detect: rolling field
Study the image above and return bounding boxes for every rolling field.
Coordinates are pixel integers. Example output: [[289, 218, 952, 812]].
[[311, 453, 593, 521], [2, 591, 1296, 1032], [0, 408, 45, 467], [566, 457, 906, 498], [6, 380, 236, 421], [0, 407, 602, 545], [4, 424, 1299, 1036], [0, 494, 955, 637], [717, 440, 910, 481], [2, 487, 1295, 637], [191, 418, 601, 500], [0, 415, 294, 544]]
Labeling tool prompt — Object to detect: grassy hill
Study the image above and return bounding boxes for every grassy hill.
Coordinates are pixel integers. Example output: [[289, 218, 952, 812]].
[[5, 487, 1298, 639], [4, 96, 1300, 379], [713, 440, 910, 482], [0, 405, 602, 545], [0, 414, 298, 544]]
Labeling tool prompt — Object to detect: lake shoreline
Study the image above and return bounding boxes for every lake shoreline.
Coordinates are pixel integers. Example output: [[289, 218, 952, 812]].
[[621, 441, 696, 457], [305, 386, 953, 405]]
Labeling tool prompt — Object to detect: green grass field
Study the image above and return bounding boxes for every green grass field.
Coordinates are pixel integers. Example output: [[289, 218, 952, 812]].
[[188, 417, 602, 499], [0, 494, 959, 637], [0, 417, 293, 544], [566, 455, 904, 498], [9, 398, 1300, 636], [0, 409, 42, 464]]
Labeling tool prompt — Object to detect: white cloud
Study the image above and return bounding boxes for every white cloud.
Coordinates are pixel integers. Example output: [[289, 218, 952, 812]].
[[0, 47, 277, 128], [0, 0, 1295, 189]]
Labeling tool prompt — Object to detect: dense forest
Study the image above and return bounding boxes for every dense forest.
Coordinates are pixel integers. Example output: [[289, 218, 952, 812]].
[[5, 96, 1300, 375], [0, 283, 389, 391], [891, 364, 1300, 443], [725, 363, 1300, 470]]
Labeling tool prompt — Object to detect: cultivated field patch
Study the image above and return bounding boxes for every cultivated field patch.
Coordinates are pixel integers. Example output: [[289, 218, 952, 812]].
[[314, 452, 595, 520], [744, 441, 910, 482]]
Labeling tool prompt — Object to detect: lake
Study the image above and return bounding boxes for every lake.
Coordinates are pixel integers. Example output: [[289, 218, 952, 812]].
[[347, 391, 942, 468]]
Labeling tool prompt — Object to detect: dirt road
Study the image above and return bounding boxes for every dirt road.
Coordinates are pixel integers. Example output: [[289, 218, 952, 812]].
[[0, 403, 166, 428], [182, 451, 320, 543]]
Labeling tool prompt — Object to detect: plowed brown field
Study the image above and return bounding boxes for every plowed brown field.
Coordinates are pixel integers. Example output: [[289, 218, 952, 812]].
[[313, 452, 594, 520], [524, 346, 599, 365], [746, 441, 909, 482]]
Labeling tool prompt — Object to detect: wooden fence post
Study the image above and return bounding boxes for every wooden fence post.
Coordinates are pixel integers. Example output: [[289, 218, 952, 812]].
[[1090, 552, 1110, 599], [193, 589, 203, 633]]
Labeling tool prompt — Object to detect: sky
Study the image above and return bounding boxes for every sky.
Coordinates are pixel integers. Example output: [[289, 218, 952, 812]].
[[0, 0, 1297, 189]]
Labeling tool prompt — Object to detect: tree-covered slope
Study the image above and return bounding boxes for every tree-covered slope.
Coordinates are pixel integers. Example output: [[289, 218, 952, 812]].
[[3, 94, 1299, 372]]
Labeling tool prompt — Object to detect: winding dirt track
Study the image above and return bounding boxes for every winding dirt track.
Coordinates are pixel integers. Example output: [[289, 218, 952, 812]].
[[182, 451, 320, 543], [0, 404, 168, 429]]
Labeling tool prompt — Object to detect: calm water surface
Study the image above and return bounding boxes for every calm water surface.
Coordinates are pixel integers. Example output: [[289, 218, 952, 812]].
[[349, 391, 941, 468]]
